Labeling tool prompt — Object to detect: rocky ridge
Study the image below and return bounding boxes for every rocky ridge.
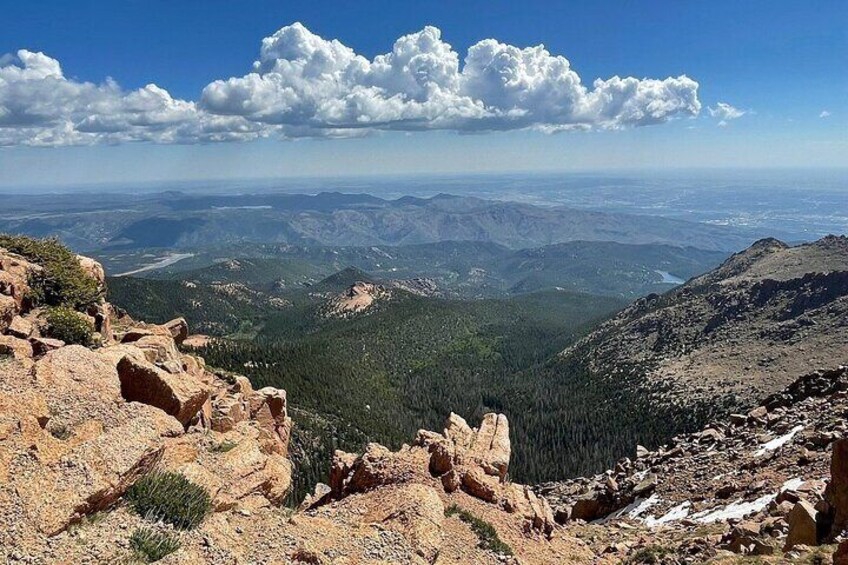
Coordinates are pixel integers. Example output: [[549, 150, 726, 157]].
[[323, 281, 393, 317], [0, 246, 294, 556]]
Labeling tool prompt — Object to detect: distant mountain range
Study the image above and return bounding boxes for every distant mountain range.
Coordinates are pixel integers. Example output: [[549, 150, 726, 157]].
[[0, 191, 768, 252]]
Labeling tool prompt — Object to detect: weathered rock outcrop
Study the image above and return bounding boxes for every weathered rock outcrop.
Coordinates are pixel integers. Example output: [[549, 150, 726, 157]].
[[327, 412, 555, 537], [116, 355, 211, 426], [325, 281, 392, 317], [825, 438, 848, 537], [0, 247, 295, 549]]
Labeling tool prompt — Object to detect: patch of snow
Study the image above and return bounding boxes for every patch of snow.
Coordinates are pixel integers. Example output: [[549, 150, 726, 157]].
[[631, 469, 649, 482], [692, 494, 775, 523], [627, 494, 661, 519], [592, 494, 660, 525], [645, 501, 691, 527], [781, 477, 805, 491], [630, 476, 808, 528], [754, 425, 804, 456]]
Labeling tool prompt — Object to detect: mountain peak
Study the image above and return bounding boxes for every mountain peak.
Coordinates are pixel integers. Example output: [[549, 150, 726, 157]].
[[562, 233, 848, 422]]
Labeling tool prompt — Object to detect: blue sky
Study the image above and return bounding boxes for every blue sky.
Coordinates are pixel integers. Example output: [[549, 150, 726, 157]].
[[1, 0, 845, 186]]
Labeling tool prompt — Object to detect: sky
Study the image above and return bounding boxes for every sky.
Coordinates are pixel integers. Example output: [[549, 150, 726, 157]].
[[0, 0, 846, 187]]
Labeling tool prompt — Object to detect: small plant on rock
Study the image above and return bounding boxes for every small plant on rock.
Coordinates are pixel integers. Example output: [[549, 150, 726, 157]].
[[45, 306, 94, 345], [445, 504, 513, 556], [626, 545, 673, 564], [126, 471, 211, 530], [0, 234, 101, 308], [129, 527, 181, 563], [210, 440, 239, 453], [48, 423, 72, 440]]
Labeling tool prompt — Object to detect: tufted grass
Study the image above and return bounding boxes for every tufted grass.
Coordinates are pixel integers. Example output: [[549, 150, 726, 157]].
[[45, 306, 94, 345], [129, 527, 181, 563], [126, 471, 211, 530], [445, 504, 513, 556]]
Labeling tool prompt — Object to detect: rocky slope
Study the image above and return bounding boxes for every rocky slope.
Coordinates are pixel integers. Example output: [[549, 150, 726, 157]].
[[322, 281, 392, 317], [539, 365, 848, 563], [560, 235, 848, 413]]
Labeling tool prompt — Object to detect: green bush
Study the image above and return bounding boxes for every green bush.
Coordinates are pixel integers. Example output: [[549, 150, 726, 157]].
[[626, 545, 672, 564], [45, 306, 94, 345], [0, 234, 100, 308], [126, 471, 211, 530], [129, 527, 181, 563], [210, 440, 239, 453], [445, 504, 513, 556]]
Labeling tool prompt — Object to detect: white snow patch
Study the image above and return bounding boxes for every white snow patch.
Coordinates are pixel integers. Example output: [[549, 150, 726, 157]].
[[627, 476, 808, 528], [626, 495, 661, 520], [781, 477, 805, 492], [645, 501, 691, 527], [754, 425, 804, 456], [692, 494, 775, 523], [598, 472, 812, 530], [592, 494, 659, 524]]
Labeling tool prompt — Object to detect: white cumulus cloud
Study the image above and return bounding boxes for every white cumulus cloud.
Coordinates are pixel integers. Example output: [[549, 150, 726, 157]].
[[708, 102, 745, 126], [2, 23, 703, 146], [201, 24, 701, 134], [819, 110, 831, 118], [0, 49, 265, 146]]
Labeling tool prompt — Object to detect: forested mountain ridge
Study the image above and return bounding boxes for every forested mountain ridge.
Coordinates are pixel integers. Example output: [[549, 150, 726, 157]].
[[105, 236, 848, 492], [192, 288, 628, 496]]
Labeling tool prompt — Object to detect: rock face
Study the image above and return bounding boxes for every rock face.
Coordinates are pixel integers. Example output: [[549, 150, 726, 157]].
[[325, 281, 391, 317], [76, 255, 106, 292], [784, 501, 819, 550], [164, 316, 189, 345], [0, 249, 39, 311], [826, 438, 848, 536], [0, 247, 295, 554], [327, 411, 555, 537], [208, 377, 292, 455], [116, 356, 211, 426]]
